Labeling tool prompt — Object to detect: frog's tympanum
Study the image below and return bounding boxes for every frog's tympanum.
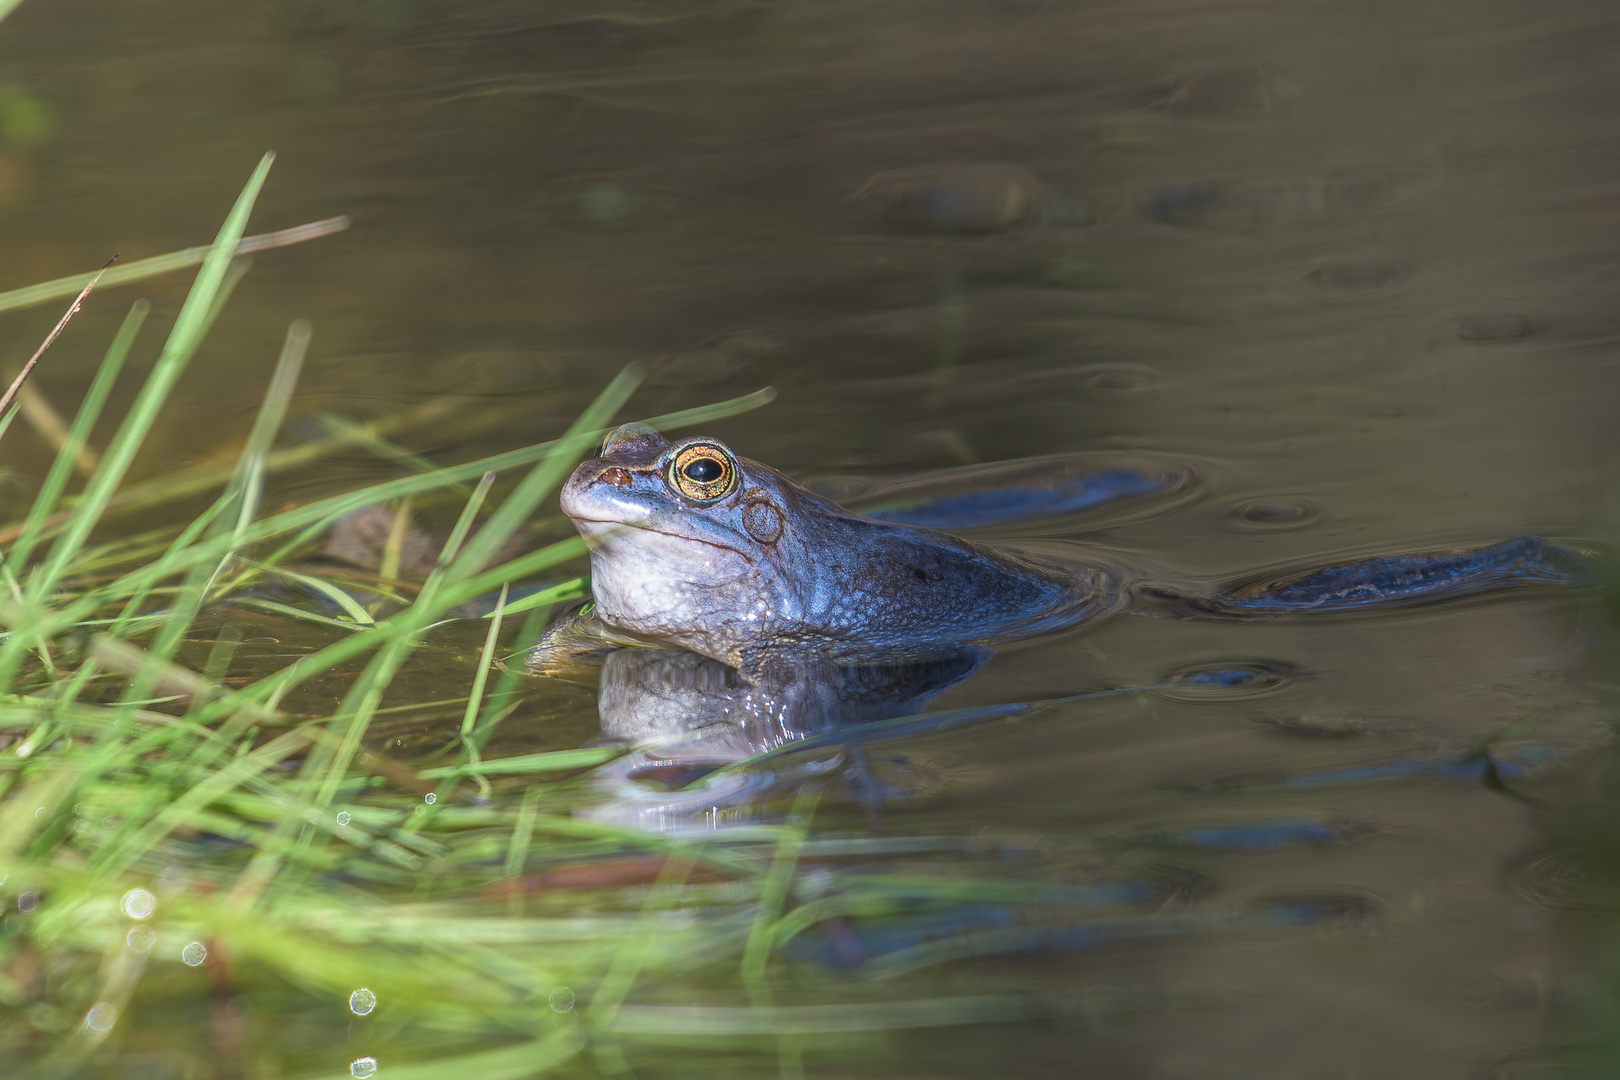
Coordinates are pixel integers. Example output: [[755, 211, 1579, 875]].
[[559, 424, 1122, 668]]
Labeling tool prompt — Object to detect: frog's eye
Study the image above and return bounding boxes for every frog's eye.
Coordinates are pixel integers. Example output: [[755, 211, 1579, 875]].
[[669, 442, 738, 502]]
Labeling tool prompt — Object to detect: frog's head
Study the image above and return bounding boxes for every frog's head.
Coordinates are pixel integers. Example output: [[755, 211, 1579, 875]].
[[560, 424, 817, 658]]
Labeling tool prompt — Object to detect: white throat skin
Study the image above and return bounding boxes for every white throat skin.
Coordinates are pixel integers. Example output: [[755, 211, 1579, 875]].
[[583, 520, 796, 664]]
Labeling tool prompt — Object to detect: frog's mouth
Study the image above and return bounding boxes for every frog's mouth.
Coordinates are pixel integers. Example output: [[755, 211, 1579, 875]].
[[571, 516, 756, 563]]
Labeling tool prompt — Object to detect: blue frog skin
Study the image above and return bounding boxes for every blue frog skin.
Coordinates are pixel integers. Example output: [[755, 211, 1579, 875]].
[[559, 424, 1124, 668]]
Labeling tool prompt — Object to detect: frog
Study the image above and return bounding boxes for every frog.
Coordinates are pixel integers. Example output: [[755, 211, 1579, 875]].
[[557, 423, 1126, 670], [555, 423, 1588, 672]]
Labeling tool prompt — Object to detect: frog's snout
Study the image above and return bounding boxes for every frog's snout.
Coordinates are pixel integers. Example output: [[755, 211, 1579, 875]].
[[561, 458, 657, 526]]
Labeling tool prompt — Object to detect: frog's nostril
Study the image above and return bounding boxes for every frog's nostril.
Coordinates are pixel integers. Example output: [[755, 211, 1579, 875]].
[[600, 467, 633, 489]]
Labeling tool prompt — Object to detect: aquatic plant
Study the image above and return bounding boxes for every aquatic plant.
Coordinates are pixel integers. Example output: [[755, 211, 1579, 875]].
[[0, 156, 858, 1078]]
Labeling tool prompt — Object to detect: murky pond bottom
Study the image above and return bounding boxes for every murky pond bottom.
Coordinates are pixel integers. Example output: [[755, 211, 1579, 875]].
[[2, 0, 1620, 1076]]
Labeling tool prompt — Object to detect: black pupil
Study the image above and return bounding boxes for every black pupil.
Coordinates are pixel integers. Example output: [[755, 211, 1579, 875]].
[[683, 457, 724, 484]]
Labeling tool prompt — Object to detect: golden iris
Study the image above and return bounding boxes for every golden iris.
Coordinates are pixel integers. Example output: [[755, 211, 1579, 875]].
[[669, 442, 738, 501]]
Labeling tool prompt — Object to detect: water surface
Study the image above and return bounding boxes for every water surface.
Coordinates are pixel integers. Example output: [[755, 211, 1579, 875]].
[[3, 0, 1620, 1076]]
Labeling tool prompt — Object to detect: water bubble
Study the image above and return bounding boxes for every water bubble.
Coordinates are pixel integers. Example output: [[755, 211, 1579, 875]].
[[83, 1002, 117, 1032], [349, 988, 377, 1016], [18, 892, 39, 913], [181, 942, 207, 966], [549, 986, 575, 1012], [351, 1057, 378, 1079], [120, 888, 157, 920], [423, 792, 436, 805], [73, 819, 90, 833], [336, 812, 351, 826], [127, 926, 156, 953]]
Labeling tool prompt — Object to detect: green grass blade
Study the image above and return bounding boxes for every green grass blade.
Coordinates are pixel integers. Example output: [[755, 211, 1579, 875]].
[[7, 301, 148, 573], [313, 412, 472, 495], [28, 153, 276, 605], [0, 215, 348, 316], [195, 319, 310, 606], [461, 583, 507, 737], [234, 563, 375, 625], [503, 785, 545, 877], [741, 787, 820, 1002], [4, 384, 772, 565], [444, 362, 646, 584], [231, 320, 311, 545], [415, 747, 623, 779], [92, 728, 313, 878], [482, 577, 585, 618], [587, 850, 702, 1028], [10, 385, 773, 715], [229, 597, 373, 631]]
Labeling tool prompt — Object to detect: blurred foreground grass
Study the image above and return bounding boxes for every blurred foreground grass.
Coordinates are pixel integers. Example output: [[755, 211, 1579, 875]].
[[0, 155, 927, 1079], [0, 153, 1121, 1080]]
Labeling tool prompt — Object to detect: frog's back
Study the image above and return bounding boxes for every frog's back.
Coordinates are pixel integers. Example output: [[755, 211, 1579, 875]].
[[769, 489, 1123, 659]]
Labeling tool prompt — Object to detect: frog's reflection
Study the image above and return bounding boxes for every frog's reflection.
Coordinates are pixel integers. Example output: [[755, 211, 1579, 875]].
[[584, 646, 988, 832]]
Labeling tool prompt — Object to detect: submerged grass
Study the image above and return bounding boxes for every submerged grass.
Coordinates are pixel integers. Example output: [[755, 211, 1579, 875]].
[[0, 155, 1078, 1080]]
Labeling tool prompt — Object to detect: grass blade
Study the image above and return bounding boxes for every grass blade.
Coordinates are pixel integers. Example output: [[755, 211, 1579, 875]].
[[230, 320, 311, 545], [7, 300, 150, 576], [443, 362, 646, 584], [0, 255, 116, 421], [0, 216, 349, 315], [28, 153, 276, 605], [461, 582, 507, 737]]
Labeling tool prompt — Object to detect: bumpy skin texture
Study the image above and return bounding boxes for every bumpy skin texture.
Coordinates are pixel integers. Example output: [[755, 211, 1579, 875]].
[[560, 425, 1119, 667]]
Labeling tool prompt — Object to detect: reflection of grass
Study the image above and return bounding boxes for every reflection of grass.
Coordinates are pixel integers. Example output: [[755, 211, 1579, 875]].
[[0, 157, 840, 1077]]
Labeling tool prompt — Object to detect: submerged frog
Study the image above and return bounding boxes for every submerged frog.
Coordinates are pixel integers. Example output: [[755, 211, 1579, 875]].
[[554, 423, 1587, 672]]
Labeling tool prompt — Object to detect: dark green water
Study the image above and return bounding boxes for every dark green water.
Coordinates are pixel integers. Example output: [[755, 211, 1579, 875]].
[[5, 0, 1620, 1076]]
